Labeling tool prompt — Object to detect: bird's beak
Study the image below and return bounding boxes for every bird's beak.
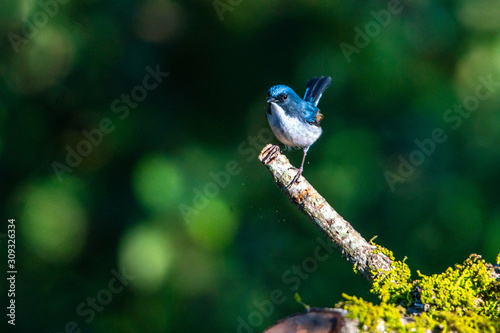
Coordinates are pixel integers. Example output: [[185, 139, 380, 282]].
[[267, 97, 276, 103]]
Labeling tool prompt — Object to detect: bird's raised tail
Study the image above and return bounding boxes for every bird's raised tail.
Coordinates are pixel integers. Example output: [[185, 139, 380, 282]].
[[303, 76, 332, 107]]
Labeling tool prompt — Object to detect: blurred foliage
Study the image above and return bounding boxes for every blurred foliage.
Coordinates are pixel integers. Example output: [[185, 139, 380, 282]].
[[1, 0, 500, 332]]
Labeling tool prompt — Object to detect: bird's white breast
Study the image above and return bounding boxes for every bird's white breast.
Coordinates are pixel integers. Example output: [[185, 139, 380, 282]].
[[266, 102, 322, 148]]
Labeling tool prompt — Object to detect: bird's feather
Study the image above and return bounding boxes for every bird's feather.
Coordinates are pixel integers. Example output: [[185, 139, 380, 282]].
[[303, 76, 332, 107], [301, 103, 322, 126]]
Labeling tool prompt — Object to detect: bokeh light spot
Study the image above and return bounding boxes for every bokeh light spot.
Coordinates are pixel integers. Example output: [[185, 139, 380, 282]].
[[456, 0, 500, 32], [455, 42, 500, 102], [186, 198, 237, 252], [133, 155, 183, 213], [118, 224, 174, 293], [6, 26, 76, 94], [20, 177, 88, 264]]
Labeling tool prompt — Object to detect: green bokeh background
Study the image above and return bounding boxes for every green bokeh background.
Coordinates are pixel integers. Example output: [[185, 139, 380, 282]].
[[1, 0, 500, 332]]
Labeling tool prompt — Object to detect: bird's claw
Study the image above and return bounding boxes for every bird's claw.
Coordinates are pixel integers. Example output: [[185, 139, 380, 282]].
[[262, 145, 280, 164], [287, 168, 303, 187]]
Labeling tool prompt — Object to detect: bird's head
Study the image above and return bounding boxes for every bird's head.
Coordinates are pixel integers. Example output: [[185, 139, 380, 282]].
[[267, 85, 301, 107]]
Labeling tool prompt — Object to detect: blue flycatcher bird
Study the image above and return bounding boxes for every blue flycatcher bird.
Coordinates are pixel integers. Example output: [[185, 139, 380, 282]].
[[266, 76, 332, 185]]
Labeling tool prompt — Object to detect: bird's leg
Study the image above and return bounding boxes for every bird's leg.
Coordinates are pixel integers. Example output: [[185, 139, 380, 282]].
[[289, 147, 308, 186]]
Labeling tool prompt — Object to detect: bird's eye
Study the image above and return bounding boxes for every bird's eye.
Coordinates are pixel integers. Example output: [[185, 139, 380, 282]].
[[282, 94, 288, 100]]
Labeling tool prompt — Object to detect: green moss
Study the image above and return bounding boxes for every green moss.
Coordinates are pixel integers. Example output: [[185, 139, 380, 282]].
[[370, 240, 395, 261], [338, 295, 500, 332], [422, 311, 498, 333], [370, 243, 412, 305], [337, 294, 444, 332], [417, 254, 500, 318], [338, 294, 409, 332], [339, 250, 500, 332]]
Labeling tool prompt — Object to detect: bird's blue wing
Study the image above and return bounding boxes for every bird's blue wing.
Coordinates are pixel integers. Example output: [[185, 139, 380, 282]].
[[303, 76, 332, 107], [302, 103, 323, 125]]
